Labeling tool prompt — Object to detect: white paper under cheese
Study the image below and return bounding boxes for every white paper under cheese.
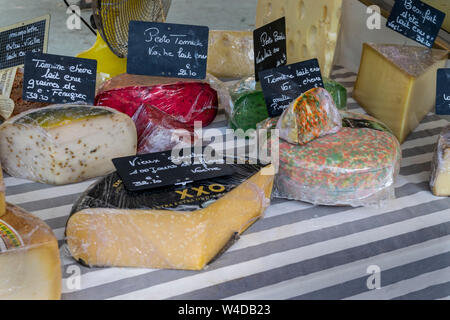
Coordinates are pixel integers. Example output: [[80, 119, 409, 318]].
[[0, 105, 137, 185]]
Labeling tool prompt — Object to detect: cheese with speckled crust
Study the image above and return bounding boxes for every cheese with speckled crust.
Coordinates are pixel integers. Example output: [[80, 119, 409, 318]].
[[0, 105, 137, 185], [0, 203, 61, 300]]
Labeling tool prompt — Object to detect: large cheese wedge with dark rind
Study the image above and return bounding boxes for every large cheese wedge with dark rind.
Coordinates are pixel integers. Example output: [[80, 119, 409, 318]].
[[0, 105, 137, 185], [66, 166, 274, 270], [0, 203, 61, 300], [0, 164, 5, 217]]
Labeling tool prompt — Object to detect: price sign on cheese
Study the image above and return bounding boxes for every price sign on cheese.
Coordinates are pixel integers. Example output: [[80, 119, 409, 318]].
[[253, 17, 287, 81], [0, 15, 49, 70], [259, 58, 324, 117], [127, 21, 209, 79], [387, 0, 446, 48], [113, 148, 235, 192], [436, 69, 450, 115], [22, 53, 97, 104]]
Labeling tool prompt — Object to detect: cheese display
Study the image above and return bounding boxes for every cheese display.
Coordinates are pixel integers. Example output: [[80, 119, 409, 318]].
[[277, 87, 342, 145], [273, 128, 401, 207], [227, 76, 347, 132], [66, 164, 274, 270], [255, 0, 343, 78], [0, 163, 5, 218], [422, 0, 450, 32], [95, 73, 224, 128], [0, 203, 61, 300], [353, 43, 448, 143], [430, 125, 450, 197], [207, 30, 254, 79], [0, 105, 137, 185]]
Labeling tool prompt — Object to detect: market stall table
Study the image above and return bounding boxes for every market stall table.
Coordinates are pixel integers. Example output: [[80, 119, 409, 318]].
[[3, 66, 450, 300]]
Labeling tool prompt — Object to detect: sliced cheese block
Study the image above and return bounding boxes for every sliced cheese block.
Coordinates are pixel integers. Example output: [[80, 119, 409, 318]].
[[353, 43, 448, 143], [422, 0, 450, 33], [207, 30, 254, 78], [430, 125, 450, 197], [0, 163, 5, 217], [66, 165, 274, 270], [0, 203, 61, 300], [256, 0, 343, 77], [0, 105, 137, 185]]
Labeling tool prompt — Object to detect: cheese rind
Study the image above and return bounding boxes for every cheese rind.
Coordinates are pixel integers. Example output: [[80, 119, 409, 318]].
[[256, 0, 343, 77], [66, 167, 274, 270], [0, 105, 137, 185], [0, 203, 61, 300], [207, 30, 254, 79], [430, 125, 450, 197], [353, 43, 448, 143]]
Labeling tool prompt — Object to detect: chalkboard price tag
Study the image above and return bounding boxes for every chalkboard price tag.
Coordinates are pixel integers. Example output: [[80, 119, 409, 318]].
[[253, 17, 287, 81], [436, 69, 450, 115], [127, 21, 209, 79], [386, 0, 445, 48], [0, 15, 50, 70], [112, 148, 235, 192], [22, 53, 97, 104], [259, 58, 324, 118]]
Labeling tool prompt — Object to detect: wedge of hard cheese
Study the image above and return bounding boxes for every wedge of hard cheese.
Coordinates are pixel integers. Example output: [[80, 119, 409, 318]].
[[256, 0, 343, 78], [207, 30, 254, 78], [431, 125, 450, 197], [0, 164, 5, 217], [0, 105, 137, 185], [0, 203, 61, 300], [66, 165, 274, 270], [354, 43, 448, 143]]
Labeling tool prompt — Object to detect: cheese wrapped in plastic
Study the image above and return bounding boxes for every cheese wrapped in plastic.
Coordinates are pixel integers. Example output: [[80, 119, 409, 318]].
[[430, 125, 450, 197], [272, 128, 401, 207], [66, 164, 274, 270], [0, 164, 5, 217], [277, 87, 342, 145], [207, 30, 254, 79], [0, 105, 137, 185], [95, 73, 228, 128], [0, 203, 61, 300], [227, 77, 347, 132]]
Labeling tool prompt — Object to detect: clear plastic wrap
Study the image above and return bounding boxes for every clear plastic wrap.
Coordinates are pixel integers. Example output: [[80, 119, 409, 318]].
[[227, 77, 347, 133], [277, 87, 342, 145], [0, 202, 61, 300], [65, 164, 274, 270], [95, 73, 228, 128], [272, 128, 401, 207], [430, 125, 450, 197], [207, 30, 254, 79], [0, 105, 137, 185]]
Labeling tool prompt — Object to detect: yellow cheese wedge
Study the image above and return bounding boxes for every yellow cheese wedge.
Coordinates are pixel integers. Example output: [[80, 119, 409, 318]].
[[0, 164, 4, 217], [422, 0, 450, 33], [431, 125, 450, 197], [66, 167, 274, 270], [0, 203, 61, 300], [353, 43, 448, 143], [207, 30, 254, 78], [256, 0, 343, 78]]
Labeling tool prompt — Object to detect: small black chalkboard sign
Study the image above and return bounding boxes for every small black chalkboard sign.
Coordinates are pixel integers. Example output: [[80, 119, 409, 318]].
[[386, 0, 445, 48], [436, 69, 450, 115], [0, 15, 50, 70], [259, 59, 324, 118], [253, 17, 287, 81], [22, 53, 97, 104], [127, 21, 209, 79], [112, 148, 235, 192]]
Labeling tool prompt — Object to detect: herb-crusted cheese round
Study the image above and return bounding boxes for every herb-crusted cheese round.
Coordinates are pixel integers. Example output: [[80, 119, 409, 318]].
[[0, 105, 137, 185]]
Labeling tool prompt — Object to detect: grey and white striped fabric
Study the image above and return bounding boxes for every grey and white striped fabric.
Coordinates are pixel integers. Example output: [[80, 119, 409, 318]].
[[4, 66, 450, 300]]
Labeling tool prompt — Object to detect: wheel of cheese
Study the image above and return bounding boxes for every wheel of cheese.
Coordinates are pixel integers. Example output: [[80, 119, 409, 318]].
[[0, 203, 61, 300], [275, 128, 401, 207], [66, 165, 275, 270], [0, 105, 137, 185]]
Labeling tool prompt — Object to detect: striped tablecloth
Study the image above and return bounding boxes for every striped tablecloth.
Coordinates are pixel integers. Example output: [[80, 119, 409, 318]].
[[3, 66, 450, 300]]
